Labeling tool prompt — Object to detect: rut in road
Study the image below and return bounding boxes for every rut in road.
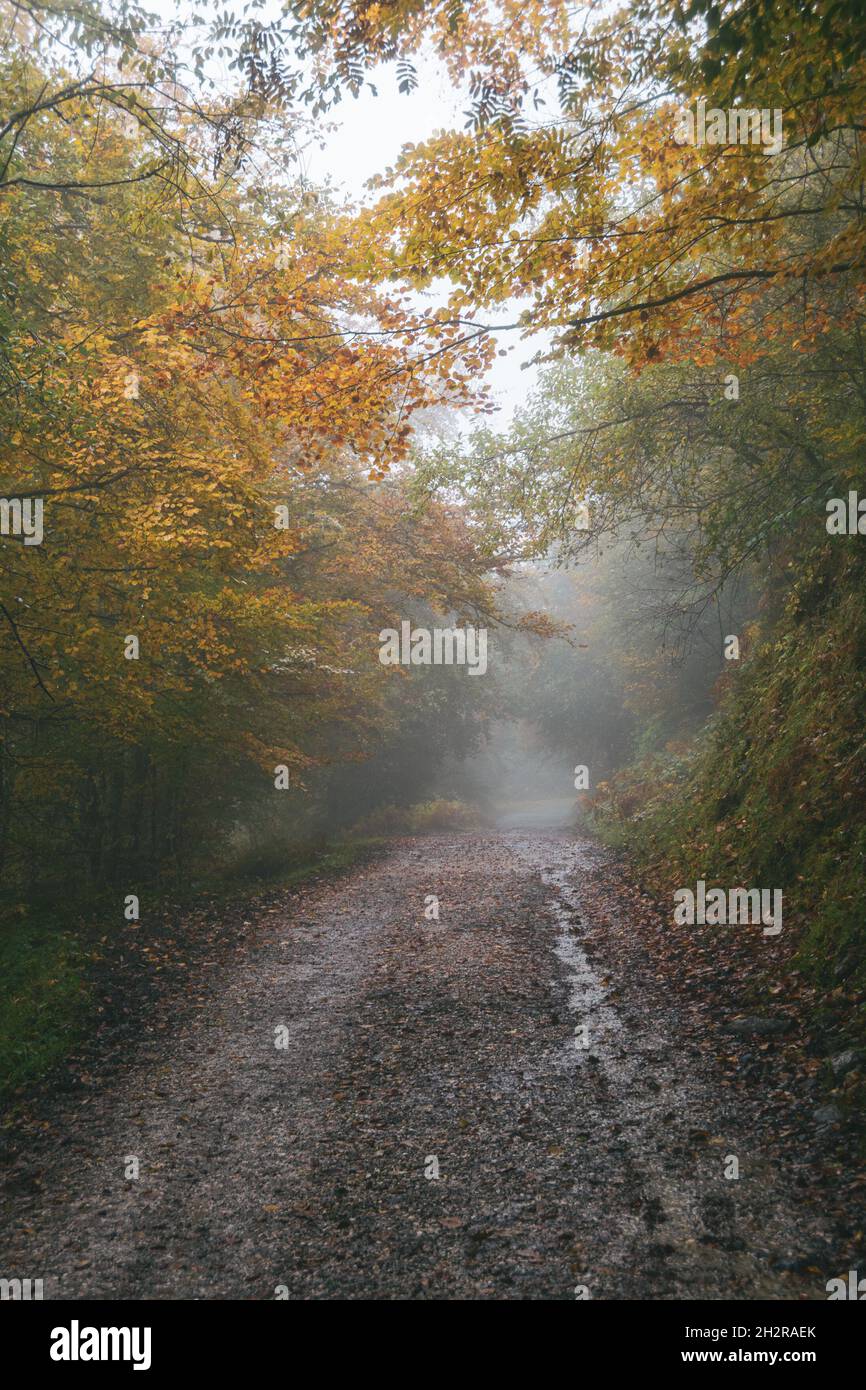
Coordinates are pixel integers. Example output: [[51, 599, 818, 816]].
[[0, 831, 834, 1299]]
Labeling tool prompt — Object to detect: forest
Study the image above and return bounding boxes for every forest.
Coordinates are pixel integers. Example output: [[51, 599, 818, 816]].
[[0, 0, 865, 1315]]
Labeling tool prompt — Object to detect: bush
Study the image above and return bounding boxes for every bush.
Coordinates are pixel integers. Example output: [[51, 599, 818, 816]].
[[350, 799, 484, 837]]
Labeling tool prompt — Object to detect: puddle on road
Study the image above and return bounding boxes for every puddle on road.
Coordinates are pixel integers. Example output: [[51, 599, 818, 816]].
[[547, 868, 623, 1061], [507, 832, 828, 1299], [513, 835, 690, 1117]]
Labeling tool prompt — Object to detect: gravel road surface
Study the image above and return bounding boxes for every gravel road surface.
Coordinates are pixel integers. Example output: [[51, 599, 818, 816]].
[[0, 832, 841, 1300]]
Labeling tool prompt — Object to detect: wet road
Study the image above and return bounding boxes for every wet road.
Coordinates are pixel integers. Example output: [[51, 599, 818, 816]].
[[0, 832, 835, 1299]]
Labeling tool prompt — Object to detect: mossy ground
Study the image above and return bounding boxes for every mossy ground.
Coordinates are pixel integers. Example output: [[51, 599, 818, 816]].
[[588, 547, 866, 1120]]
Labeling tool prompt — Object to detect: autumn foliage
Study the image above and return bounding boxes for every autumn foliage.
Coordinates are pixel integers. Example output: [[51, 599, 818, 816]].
[[0, 1, 502, 896]]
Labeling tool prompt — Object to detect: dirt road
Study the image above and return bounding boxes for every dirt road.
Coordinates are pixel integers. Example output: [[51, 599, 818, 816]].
[[0, 832, 843, 1299]]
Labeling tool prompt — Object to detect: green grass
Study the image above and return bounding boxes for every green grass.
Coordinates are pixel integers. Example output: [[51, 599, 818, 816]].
[[0, 913, 93, 1107]]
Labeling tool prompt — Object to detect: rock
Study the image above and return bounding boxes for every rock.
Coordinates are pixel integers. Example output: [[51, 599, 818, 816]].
[[813, 1104, 843, 1125], [831, 1048, 862, 1078], [724, 1016, 790, 1037], [771, 1252, 821, 1273]]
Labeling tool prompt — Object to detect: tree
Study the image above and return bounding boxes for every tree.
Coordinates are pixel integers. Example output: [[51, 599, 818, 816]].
[[0, 13, 504, 896]]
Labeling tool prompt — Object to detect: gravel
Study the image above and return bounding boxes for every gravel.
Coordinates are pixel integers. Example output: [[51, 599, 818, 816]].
[[0, 831, 843, 1300]]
